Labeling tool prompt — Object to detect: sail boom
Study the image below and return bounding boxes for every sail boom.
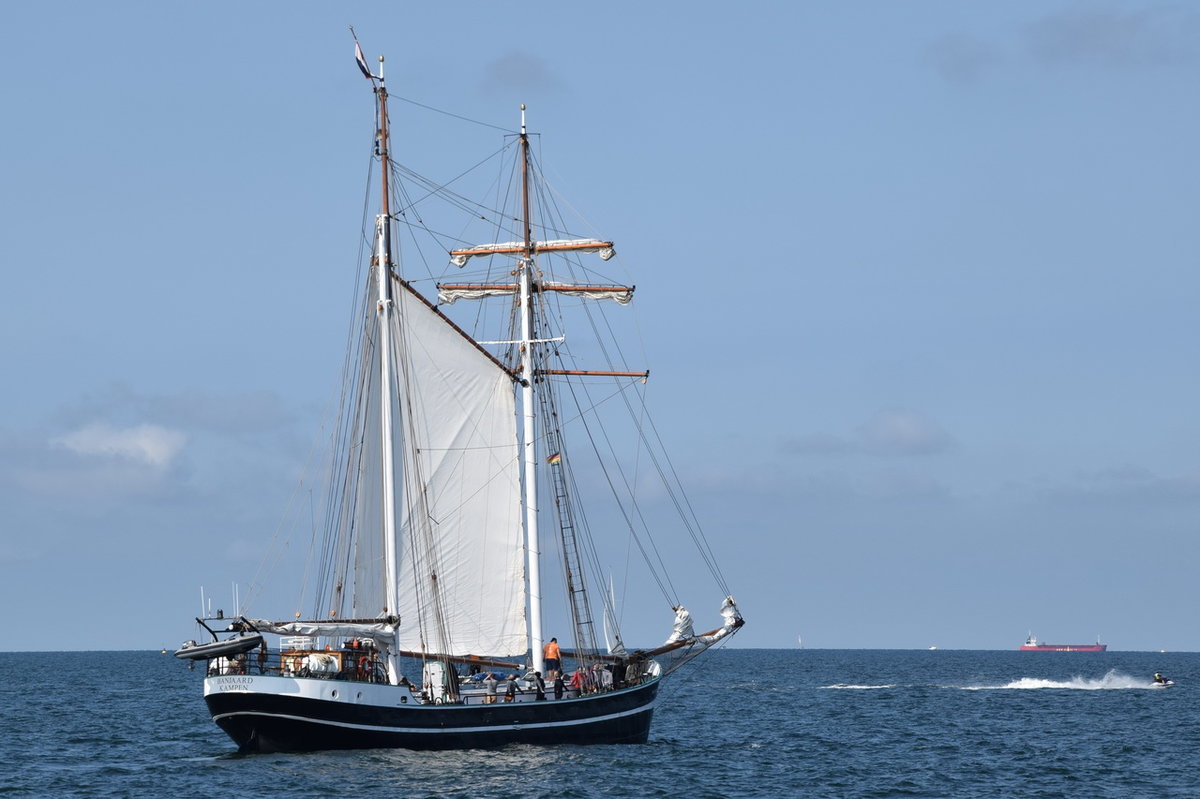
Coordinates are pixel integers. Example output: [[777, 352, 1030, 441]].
[[396, 651, 524, 670]]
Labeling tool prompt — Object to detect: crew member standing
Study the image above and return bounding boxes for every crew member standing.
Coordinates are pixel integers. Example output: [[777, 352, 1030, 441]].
[[483, 673, 498, 704], [543, 637, 561, 680]]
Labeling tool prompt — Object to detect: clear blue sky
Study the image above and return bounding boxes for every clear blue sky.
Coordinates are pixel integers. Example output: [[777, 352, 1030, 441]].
[[2, 2, 1198, 652]]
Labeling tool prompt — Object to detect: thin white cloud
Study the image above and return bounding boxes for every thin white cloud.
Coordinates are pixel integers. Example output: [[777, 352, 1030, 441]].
[[53, 422, 186, 468], [58, 383, 294, 437], [785, 409, 954, 458], [1037, 464, 1200, 505], [784, 432, 855, 456], [857, 409, 953, 456]]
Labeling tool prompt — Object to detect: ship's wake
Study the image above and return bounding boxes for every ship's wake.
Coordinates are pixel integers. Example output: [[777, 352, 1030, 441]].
[[961, 669, 1157, 691], [819, 670, 1165, 692]]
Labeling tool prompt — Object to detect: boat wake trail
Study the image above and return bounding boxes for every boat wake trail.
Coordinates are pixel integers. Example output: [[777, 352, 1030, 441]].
[[962, 669, 1154, 691]]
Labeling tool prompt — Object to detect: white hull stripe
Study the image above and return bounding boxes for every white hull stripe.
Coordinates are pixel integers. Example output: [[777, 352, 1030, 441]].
[[213, 703, 653, 735]]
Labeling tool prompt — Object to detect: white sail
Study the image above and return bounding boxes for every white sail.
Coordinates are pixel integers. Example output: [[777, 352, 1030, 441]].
[[392, 279, 525, 657], [352, 274, 525, 657]]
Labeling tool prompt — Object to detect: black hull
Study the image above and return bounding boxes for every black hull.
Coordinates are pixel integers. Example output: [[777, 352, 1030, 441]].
[[205, 677, 659, 752]]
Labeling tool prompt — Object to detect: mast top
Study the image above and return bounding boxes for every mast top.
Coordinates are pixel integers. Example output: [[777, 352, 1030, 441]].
[[520, 104, 526, 136]]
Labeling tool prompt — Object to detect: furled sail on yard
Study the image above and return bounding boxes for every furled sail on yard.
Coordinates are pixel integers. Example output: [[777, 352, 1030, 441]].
[[448, 238, 615, 268]]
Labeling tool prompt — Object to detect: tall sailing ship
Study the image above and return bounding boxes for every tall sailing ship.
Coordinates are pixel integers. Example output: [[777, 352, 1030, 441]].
[[175, 46, 743, 752]]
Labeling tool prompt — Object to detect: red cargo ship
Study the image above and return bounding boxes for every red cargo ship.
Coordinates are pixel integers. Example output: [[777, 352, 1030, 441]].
[[1019, 634, 1107, 652]]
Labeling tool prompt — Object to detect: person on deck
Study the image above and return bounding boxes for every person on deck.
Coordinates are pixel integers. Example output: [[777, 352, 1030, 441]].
[[569, 667, 585, 695], [504, 674, 517, 702], [612, 658, 626, 689], [543, 638, 561, 680], [595, 663, 613, 692], [625, 660, 641, 686], [533, 671, 547, 700], [483, 673, 498, 703]]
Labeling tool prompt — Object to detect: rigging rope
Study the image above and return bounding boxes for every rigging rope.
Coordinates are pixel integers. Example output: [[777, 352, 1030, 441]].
[[391, 94, 513, 134]]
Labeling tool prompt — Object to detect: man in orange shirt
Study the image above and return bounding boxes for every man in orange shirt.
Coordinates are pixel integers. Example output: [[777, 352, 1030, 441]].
[[543, 637, 561, 681]]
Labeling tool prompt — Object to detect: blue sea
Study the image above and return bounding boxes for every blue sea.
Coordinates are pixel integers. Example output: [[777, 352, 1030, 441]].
[[2, 648, 1196, 798]]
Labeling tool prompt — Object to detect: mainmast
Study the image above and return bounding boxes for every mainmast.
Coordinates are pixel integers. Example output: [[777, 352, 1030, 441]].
[[518, 105, 547, 677], [438, 107, 640, 672], [368, 54, 403, 686]]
